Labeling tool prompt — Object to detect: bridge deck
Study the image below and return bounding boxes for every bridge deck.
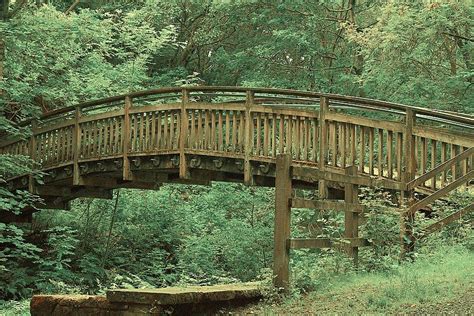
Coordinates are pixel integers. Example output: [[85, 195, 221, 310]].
[[0, 87, 473, 215]]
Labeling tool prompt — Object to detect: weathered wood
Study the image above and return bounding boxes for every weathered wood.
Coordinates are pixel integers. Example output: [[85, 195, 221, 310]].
[[344, 166, 359, 262], [420, 203, 473, 238], [407, 147, 473, 190], [318, 97, 329, 198], [273, 154, 292, 291], [244, 91, 254, 184], [179, 89, 189, 178], [123, 96, 132, 180], [72, 108, 82, 185], [288, 238, 370, 249], [291, 198, 364, 213], [408, 170, 474, 216]]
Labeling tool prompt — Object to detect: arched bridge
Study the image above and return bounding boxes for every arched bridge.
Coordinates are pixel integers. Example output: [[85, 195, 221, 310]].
[[2, 86, 473, 289], [1, 87, 473, 213]]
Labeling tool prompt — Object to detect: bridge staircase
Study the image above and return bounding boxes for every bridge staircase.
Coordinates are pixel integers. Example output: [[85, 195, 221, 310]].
[[404, 147, 473, 244]]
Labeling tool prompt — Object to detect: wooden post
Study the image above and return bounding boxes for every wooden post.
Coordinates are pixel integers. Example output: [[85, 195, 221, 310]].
[[179, 89, 190, 179], [344, 165, 359, 263], [244, 90, 254, 185], [72, 107, 82, 185], [273, 153, 292, 291], [318, 96, 329, 198], [123, 96, 132, 181], [400, 108, 416, 260], [28, 120, 37, 193]]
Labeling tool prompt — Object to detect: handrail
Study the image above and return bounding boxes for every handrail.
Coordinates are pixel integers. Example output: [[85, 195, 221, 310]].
[[7, 86, 474, 129], [407, 147, 474, 190]]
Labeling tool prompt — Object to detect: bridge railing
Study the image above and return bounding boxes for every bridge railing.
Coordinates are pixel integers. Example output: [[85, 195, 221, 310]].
[[1, 87, 473, 190]]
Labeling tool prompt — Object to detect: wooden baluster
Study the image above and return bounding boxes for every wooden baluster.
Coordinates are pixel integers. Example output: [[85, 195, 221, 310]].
[[98, 121, 103, 157], [431, 140, 437, 189], [378, 129, 383, 177], [151, 112, 156, 150], [341, 122, 346, 168], [441, 142, 447, 186], [256, 113, 261, 156], [264, 113, 269, 157], [279, 115, 284, 154], [123, 96, 132, 180], [272, 113, 277, 157], [421, 137, 428, 178], [180, 89, 189, 178], [204, 110, 210, 150], [29, 121, 37, 193], [211, 110, 216, 150], [231, 111, 237, 151], [239, 111, 245, 152], [217, 110, 223, 151], [295, 117, 301, 160], [368, 127, 374, 175], [286, 115, 292, 156], [387, 130, 393, 179], [163, 111, 169, 149], [225, 110, 230, 151], [359, 126, 365, 173], [396, 132, 403, 180], [115, 117, 121, 153], [156, 111, 162, 149], [351, 124, 356, 166], [312, 118, 318, 162], [304, 118, 309, 161], [451, 144, 457, 180], [330, 121, 337, 167], [170, 111, 176, 150]]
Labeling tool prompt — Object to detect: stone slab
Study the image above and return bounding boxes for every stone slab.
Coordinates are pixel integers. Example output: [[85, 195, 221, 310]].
[[106, 282, 262, 305]]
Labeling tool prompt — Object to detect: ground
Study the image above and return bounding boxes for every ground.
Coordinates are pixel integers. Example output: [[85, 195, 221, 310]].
[[233, 247, 474, 315]]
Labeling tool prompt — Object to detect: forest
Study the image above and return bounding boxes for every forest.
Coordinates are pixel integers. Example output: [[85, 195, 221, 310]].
[[0, 0, 473, 315]]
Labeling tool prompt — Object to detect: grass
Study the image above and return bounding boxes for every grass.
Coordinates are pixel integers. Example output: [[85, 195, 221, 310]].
[[241, 245, 474, 315]]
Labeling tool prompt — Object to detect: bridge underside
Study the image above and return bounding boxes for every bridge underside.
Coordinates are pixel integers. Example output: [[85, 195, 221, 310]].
[[3, 153, 356, 223]]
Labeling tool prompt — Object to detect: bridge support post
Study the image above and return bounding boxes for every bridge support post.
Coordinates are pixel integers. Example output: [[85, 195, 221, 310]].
[[244, 91, 254, 185], [273, 154, 292, 292], [344, 165, 359, 263], [318, 96, 329, 198], [179, 89, 190, 179], [400, 109, 416, 260]]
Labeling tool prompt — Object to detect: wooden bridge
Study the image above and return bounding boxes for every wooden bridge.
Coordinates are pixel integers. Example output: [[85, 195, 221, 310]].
[[1, 86, 473, 290]]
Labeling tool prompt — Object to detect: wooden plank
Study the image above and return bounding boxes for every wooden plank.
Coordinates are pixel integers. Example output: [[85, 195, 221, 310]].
[[312, 118, 318, 162], [413, 125, 474, 148], [289, 238, 370, 249], [341, 122, 346, 167], [441, 142, 447, 185], [157, 111, 162, 149], [330, 121, 337, 166], [291, 198, 365, 213], [403, 109, 416, 183], [292, 166, 405, 190], [279, 115, 284, 154], [273, 154, 292, 291], [256, 112, 261, 155], [420, 203, 473, 238], [232, 110, 237, 151], [326, 112, 404, 133], [272, 114, 277, 157], [431, 139, 437, 189], [170, 111, 175, 150]]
